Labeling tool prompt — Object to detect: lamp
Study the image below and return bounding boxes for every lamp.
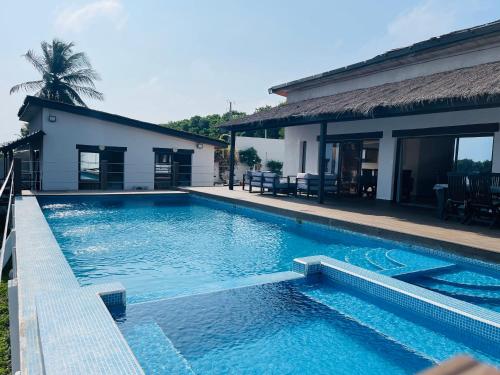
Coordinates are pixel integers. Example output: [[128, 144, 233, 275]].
[[196, 143, 203, 149], [48, 115, 56, 122]]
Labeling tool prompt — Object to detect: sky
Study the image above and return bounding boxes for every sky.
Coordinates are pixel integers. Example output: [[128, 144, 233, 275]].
[[0, 0, 499, 155]]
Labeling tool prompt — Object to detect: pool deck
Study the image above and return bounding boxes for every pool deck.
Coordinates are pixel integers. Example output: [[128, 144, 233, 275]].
[[183, 186, 500, 261]]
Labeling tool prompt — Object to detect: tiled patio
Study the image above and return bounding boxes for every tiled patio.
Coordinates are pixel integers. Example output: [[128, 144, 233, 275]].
[[184, 186, 500, 260]]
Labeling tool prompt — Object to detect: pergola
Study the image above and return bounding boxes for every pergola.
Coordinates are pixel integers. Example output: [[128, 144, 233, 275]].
[[219, 60, 500, 203]]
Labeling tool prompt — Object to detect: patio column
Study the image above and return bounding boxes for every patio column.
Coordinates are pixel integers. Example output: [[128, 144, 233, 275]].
[[228, 130, 236, 190], [318, 121, 327, 204]]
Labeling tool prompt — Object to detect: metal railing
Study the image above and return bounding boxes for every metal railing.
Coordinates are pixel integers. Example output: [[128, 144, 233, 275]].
[[18, 160, 218, 190], [0, 160, 15, 276]]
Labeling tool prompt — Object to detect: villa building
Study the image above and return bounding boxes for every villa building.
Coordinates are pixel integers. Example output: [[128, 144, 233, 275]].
[[2, 96, 225, 191], [222, 20, 500, 205]]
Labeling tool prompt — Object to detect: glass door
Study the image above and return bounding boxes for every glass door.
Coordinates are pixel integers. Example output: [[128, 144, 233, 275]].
[[154, 151, 173, 190], [79, 152, 100, 190], [339, 141, 362, 196]]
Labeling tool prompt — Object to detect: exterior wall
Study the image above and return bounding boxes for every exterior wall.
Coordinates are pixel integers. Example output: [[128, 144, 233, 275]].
[[39, 108, 215, 190], [25, 110, 43, 133], [287, 43, 500, 103], [283, 107, 500, 200], [234, 136, 285, 179]]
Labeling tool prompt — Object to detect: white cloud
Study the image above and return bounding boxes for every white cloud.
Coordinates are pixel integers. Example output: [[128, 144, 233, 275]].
[[54, 0, 127, 33]]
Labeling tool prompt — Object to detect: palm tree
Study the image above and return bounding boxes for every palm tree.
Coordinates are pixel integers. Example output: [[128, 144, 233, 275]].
[[10, 39, 103, 106]]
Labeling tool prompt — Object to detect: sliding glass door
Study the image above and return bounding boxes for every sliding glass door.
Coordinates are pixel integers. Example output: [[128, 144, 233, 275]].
[[325, 140, 379, 197], [394, 135, 493, 205], [78, 148, 125, 190]]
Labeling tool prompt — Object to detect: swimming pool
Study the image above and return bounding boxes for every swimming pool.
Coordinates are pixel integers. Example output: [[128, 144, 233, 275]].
[[37, 194, 500, 374], [39, 194, 500, 308], [115, 277, 499, 374]]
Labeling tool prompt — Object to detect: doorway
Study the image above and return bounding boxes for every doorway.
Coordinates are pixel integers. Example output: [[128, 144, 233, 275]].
[[394, 135, 494, 205], [325, 139, 379, 197], [78, 147, 125, 190], [154, 149, 193, 189]]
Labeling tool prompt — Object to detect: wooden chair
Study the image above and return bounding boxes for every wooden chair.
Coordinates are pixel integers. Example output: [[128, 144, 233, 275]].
[[445, 172, 469, 222], [468, 173, 500, 227]]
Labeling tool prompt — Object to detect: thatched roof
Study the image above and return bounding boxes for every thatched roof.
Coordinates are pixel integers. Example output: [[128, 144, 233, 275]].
[[221, 61, 500, 130]]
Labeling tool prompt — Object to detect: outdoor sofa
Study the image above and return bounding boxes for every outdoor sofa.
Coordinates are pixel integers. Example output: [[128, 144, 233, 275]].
[[295, 173, 338, 198]]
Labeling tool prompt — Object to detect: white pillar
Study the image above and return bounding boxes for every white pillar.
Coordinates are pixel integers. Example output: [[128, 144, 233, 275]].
[[376, 131, 397, 200], [492, 131, 500, 173]]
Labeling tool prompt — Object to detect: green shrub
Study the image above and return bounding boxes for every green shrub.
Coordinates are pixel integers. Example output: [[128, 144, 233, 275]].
[[266, 160, 283, 175]]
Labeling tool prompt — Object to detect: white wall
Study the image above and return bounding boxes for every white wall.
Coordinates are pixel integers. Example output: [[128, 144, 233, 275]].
[[284, 107, 500, 200], [234, 136, 285, 179], [287, 43, 500, 103], [39, 108, 216, 190]]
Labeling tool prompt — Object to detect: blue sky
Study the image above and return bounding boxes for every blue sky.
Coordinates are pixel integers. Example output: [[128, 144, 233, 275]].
[[0, 0, 499, 153]]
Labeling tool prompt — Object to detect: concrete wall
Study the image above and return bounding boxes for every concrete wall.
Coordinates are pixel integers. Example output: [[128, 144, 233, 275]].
[[287, 43, 500, 103], [39, 108, 216, 190], [284, 107, 500, 200], [234, 136, 285, 179]]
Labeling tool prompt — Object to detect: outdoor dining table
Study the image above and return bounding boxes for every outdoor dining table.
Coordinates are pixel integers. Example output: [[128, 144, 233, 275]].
[[433, 183, 500, 219]]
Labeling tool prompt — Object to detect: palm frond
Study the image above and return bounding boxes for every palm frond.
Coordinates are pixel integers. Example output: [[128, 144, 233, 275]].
[[12, 38, 103, 106], [70, 85, 104, 101], [9, 80, 44, 94], [63, 85, 88, 106], [23, 50, 46, 75], [61, 69, 101, 86]]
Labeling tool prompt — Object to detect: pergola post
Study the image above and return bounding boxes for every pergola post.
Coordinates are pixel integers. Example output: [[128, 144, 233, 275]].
[[228, 130, 236, 190], [318, 121, 327, 204]]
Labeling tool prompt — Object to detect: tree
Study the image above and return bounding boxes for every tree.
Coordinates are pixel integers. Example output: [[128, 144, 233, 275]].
[[238, 147, 261, 169], [10, 39, 103, 106], [162, 111, 246, 139]]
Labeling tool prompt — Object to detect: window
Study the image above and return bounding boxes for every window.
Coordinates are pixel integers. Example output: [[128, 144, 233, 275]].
[[454, 136, 493, 174], [79, 152, 100, 189]]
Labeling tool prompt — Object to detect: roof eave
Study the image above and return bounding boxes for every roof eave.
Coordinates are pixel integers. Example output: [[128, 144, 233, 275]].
[[17, 96, 227, 148], [268, 19, 500, 95]]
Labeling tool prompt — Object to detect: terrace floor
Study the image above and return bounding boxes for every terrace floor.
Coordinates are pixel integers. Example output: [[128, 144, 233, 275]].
[[184, 186, 500, 261]]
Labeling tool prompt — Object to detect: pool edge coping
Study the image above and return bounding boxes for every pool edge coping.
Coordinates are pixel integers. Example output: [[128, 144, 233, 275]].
[[12, 195, 145, 375]]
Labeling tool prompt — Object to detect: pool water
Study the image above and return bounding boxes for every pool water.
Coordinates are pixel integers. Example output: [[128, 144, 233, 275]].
[[116, 279, 499, 374], [38, 195, 500, 374], [39, 195, 500, 309]]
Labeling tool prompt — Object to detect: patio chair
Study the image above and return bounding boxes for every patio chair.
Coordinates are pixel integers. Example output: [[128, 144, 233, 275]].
[[242, 170, 252, 190], [262, 172, 293, 196], [248, 171, 263, 193], [468, 173, 500, 227], [491, 173, 500, 197], [296, 173, 338, 198], [360, 169, 377, 198], [445, 172, 469, 222]]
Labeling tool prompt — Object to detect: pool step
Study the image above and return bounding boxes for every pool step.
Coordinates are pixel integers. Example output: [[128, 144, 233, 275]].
[[298, 283, 497, 365], [386, 250, 453, 269], [416, 279, 500, 302], [365, 249, 402, 270], [344, 248, 379, 271], [428, 270, 500, 289], [121, 321, 195, 375]]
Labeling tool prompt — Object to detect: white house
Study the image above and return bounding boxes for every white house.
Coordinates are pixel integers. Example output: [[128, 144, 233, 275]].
[[222, 20, 500, 204], [3, 96, 226, 191]]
